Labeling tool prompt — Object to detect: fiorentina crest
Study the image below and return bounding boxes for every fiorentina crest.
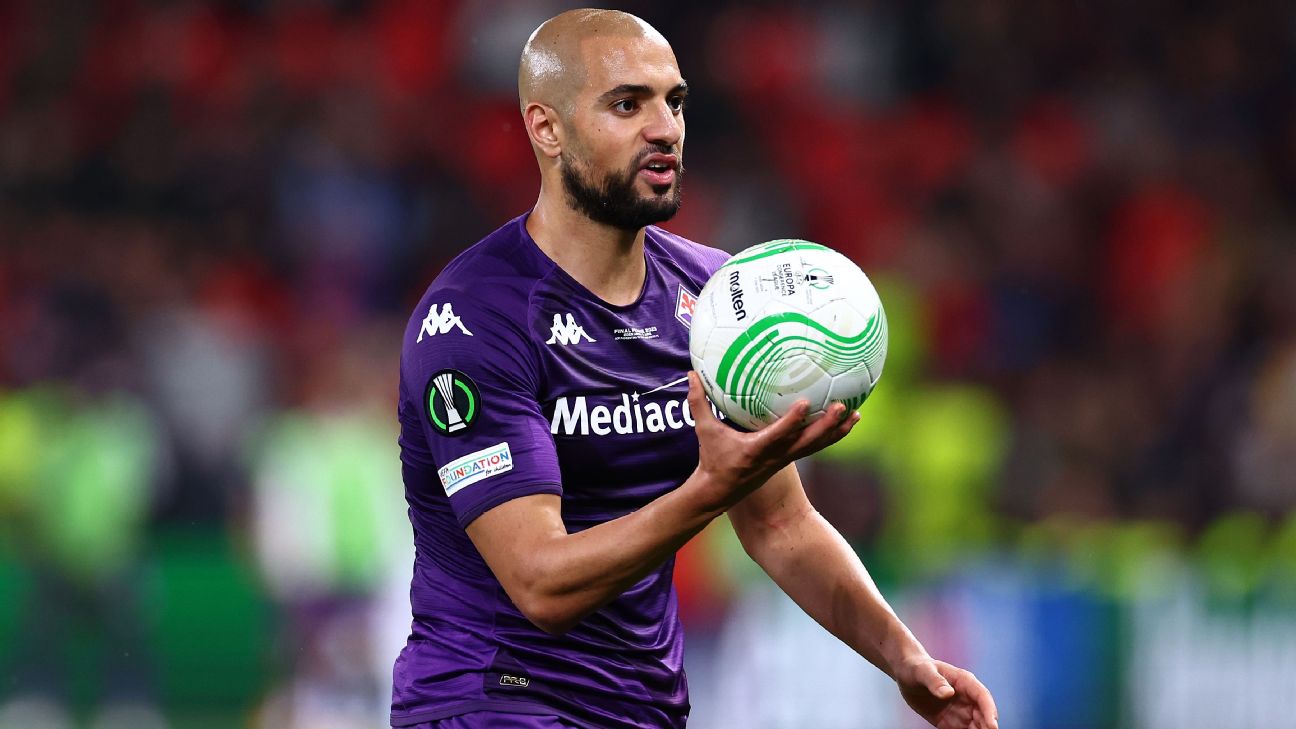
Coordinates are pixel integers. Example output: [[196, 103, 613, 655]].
[[675, 284, 697, 329]]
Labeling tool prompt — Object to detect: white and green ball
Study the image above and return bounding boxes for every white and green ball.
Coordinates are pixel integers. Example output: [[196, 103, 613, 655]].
[[689, 239, 887, 431]]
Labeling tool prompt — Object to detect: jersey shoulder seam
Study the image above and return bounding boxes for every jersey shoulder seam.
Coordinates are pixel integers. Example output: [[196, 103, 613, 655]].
[[523, 256, 561, 389], [645, 227, 726, 288]]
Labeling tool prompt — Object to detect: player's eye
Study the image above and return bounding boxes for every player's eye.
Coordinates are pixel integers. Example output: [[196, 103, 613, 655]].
[[668, 96, 687, 112], [613, 99, 637, 113]]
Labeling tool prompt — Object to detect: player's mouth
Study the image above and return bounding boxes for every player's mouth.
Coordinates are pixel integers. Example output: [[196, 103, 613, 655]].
[[638, 153, 678, 186]]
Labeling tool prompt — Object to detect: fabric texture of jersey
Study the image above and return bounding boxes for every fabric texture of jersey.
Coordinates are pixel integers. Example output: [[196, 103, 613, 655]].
[[408, 711, 580, 729], [392, 213, 729, 728]]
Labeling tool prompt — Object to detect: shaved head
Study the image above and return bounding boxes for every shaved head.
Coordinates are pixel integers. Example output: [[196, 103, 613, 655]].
[[519, 9, 670, 116], [518, 9, 686, 231]]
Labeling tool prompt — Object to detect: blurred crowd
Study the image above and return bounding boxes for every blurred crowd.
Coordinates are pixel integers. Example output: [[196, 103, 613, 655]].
[[2, 0, 1296, 727]]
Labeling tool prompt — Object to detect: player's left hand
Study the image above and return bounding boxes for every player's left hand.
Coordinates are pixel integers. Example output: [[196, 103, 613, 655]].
[[894, 655, 999, 729]]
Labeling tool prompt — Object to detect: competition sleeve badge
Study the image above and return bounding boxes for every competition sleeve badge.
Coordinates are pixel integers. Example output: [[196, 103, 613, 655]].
[[424, 369, 481, 436]]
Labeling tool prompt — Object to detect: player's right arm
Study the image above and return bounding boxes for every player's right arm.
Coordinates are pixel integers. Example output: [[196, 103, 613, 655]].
[[465, 372, 858, 635]]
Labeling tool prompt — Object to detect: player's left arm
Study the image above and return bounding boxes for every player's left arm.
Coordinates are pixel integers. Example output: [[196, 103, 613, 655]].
[[728, 465, 1000, 729]]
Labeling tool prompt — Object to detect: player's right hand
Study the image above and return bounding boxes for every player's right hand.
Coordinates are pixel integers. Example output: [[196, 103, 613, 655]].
[[686, 370, 858, 508]]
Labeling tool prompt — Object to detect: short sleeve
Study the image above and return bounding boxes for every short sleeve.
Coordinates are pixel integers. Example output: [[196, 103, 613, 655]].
[[401, 291, 561, 527], [698, 244, 732, 281]]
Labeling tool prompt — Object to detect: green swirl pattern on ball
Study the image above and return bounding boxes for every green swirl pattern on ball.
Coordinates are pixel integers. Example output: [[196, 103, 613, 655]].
[[715, 306, 887, 420], [719, 239, 829, 269]]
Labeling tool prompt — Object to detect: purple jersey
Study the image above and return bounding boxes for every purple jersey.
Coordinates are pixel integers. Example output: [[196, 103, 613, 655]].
[[391, 213, 729, 728]]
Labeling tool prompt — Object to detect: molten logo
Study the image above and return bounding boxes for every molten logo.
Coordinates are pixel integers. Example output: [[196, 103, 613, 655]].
[[728, 270, 747, 321]]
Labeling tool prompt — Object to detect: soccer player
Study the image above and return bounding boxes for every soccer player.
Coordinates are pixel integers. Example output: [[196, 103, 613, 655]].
[[393, 8, 999, 729]]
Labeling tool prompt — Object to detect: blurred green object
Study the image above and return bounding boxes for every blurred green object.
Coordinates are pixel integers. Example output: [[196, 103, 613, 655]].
[[0, 390, 39, 515], [43, 391, 159, 583], [0, 385, 160, 583], [246, 409, 405, 598], [0, 387, 40, 674], [0, 387, 66, 552], [812, 276, 1010, 575], [868, 276, 927, 389], [1196, 511, 1270, 602], [1268, 512, 1296, 596], [0, 514, 271, 723], [824, 383, 1010, 576], [0, 553, 27, 680], [881, 386, 1010, 574], [0, 386, 270, 720], [147, 527, 272, 714], [1018, 517, 1185, 599]]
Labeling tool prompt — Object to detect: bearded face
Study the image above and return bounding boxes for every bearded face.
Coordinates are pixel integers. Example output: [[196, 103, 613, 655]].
[[560, 142, 683, 231]]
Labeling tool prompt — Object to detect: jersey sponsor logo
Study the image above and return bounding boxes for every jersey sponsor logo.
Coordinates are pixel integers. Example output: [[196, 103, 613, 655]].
[[675, 285, 697, 328], [498, 674, 530, 687], [438, 441, 513, 497], [545, 313, 596, 345], [549, 377, 724, 436], [418, 303, 473, 342], [424, 369, 480, 436]]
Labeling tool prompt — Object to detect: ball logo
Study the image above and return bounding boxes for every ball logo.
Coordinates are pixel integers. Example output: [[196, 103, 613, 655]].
[[775, 262, 797, 296], [728, 269, 747, 321], [805, 267, 835, 290], [425, 369, 481, 436]]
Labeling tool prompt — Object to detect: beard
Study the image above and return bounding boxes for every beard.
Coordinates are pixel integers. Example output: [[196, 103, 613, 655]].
[[560, 145, 683, 231]]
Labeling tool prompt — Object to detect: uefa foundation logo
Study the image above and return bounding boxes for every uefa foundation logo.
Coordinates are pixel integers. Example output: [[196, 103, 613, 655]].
[[425, 369, 481, 436]]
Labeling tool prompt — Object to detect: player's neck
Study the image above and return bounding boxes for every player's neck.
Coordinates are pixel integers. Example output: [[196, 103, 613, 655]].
[[526, 195, 647, 307]]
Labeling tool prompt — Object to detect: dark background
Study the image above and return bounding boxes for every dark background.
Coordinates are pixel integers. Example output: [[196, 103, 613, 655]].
[[2, 2, 1295, 728]]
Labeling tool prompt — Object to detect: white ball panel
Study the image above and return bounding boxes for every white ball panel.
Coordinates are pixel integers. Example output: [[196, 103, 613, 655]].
[[690, 240, 887, 430]]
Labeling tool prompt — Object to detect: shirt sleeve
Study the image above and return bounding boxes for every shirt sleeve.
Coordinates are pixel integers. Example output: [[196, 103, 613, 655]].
[[402, 290, 561, 528]]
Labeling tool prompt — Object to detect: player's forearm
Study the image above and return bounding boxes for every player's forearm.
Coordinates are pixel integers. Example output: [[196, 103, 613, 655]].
[[514, 470, 729, 634], [739, 509, 928, 677]]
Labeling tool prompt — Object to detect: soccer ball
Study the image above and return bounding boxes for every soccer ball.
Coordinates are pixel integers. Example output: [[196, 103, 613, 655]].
[[689, 239, 887, 431]]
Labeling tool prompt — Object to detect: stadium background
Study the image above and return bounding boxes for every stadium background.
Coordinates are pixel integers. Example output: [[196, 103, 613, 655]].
[[2, 0, 1295, 727]]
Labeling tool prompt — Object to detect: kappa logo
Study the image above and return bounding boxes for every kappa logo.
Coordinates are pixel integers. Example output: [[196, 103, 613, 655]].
[[545, 313, 596, 346], [418, 303, 473, 342]]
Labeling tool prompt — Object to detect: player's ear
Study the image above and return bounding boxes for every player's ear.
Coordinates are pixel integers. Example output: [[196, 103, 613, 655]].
[[523, 102, 563, 159]]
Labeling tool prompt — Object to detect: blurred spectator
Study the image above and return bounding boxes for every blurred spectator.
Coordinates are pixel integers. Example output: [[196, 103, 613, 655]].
[[0, 384, 166, 729], [244, 328, 408, 729]]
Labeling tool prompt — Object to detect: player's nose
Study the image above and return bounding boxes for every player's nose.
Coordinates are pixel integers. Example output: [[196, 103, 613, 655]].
[[642, 99, 682, 148]]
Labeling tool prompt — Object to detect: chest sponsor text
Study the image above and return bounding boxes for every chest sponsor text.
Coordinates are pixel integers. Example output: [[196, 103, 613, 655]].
[[549, 392, 724, 436]]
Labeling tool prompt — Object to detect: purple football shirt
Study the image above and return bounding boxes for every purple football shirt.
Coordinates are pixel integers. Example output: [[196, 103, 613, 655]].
[[391, 213, 729, 728]]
